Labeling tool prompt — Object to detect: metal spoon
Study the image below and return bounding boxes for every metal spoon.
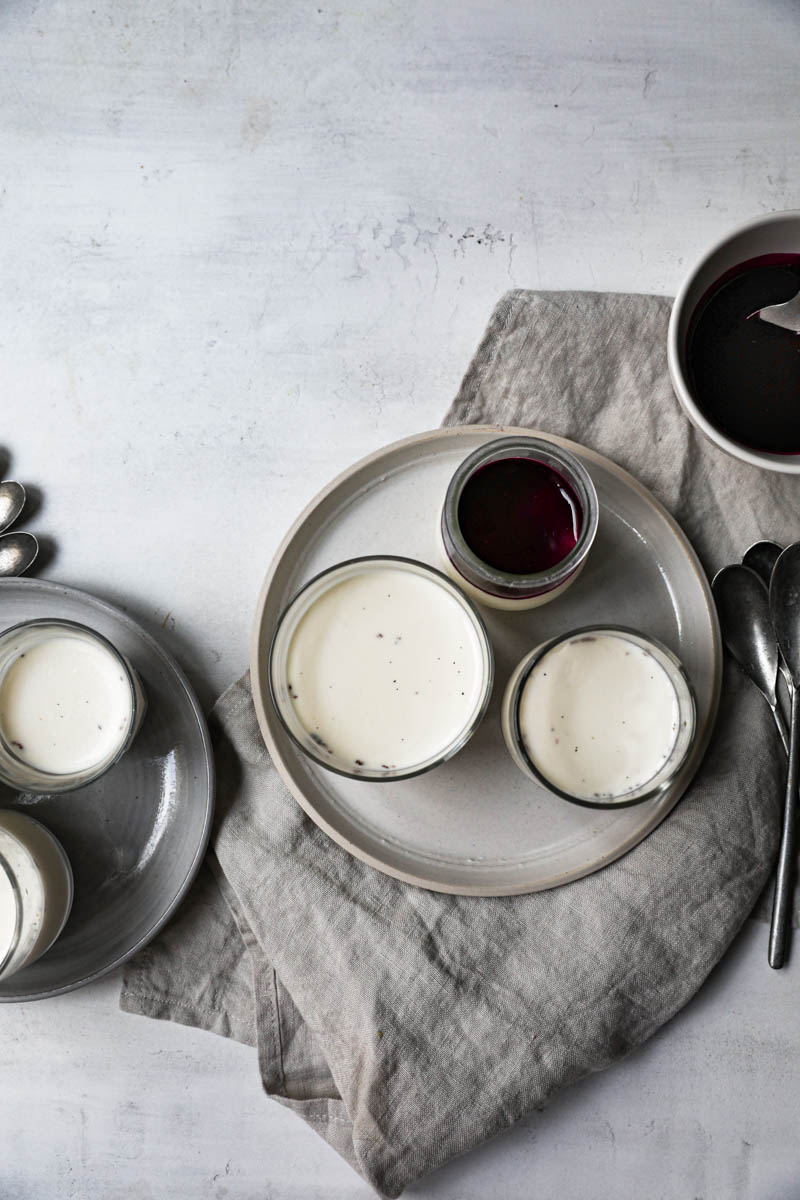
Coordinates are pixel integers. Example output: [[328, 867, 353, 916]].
[[0, 532, 38, 577], [712, 564, 788, 754], [759, 290, 800, 334], [0, 480, 25, 535], [742, 541, 793, 700], [743, 540, 783, 590], [768, 544, 800, 968]]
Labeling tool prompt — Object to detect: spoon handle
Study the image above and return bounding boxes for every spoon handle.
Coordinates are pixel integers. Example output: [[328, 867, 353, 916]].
[[771, 701, 790, 757], [769, 688, 800, 968], [779, 660, 794, 697]]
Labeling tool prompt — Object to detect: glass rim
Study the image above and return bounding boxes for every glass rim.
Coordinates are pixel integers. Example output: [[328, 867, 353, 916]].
[[440, 436, 599, 598], [0, 851, 21, 977], [0, 617, 141, 787], [0, 816, 75, 981], [509, 624, 697, 810], [268, 554, 495, 782]]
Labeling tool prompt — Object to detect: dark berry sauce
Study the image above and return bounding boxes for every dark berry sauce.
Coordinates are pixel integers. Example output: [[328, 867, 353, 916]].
[[687, 253, 800, 453], [457, 456, 582, 575]]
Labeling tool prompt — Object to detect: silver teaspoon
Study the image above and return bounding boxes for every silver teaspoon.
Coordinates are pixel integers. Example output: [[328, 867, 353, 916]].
[[712, 565, 788, 754], [769, 544, 800, 968], [758, 290, 800, 334], [0, 531, 38, 577], [742, 541, 793, 696], [0, 480, 25, 535], [743, 540, 783, 589]]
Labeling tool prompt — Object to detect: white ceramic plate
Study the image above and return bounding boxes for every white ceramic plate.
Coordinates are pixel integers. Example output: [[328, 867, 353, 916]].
[[251, 426, 721, 896]]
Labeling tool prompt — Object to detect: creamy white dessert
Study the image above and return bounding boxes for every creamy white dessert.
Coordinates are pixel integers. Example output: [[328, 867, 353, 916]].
[[276, 561, 492, 776], [503, 630, 693, 803], [0, 810, 73, 980], [0, 622, 145, 791], [0, 634, 133, 774]]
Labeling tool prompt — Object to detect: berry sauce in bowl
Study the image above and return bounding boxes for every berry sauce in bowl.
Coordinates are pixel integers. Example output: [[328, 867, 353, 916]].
[[686, 253, 800, 454], [668, 209, 800, 472]]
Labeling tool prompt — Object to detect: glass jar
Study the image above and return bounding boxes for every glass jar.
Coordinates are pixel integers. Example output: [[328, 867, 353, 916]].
[[501, 626, 696, 808], [0, 810, 73, 981], [269, 555, 494, 781], [0, 619, 146, 793], [438, 436, 599, 611]]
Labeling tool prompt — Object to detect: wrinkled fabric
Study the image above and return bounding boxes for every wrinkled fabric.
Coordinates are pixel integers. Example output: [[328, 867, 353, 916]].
[[121, 291, 790, 1197]]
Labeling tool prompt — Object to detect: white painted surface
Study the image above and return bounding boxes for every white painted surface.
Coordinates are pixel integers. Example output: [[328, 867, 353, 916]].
[[0, 0, 798, 1195]]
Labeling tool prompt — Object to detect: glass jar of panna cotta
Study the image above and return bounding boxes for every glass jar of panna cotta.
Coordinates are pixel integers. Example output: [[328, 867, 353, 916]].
[[0, 810, 73, 981], [501, 626, 696, 808], [0, 619, 146, 793], [269, 556, 494, 781], [439, 437, 599, 610]]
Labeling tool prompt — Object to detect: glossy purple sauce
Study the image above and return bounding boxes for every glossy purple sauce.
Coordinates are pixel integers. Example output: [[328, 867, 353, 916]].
[[457, 457, 582, 575], [687, 253, 800, 453]]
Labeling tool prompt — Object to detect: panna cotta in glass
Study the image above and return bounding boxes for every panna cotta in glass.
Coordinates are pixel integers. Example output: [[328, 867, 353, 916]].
[[269, 556, 494, 780], [0, 619, 146, 793], [439, 436, 599, 611], [0, 809, 73, 981], [502, 627, 696, 807]]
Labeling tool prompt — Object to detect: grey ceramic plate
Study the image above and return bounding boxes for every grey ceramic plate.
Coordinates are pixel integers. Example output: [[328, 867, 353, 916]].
[[0, 579, 214, 1001], [251, 426, 721, 896]]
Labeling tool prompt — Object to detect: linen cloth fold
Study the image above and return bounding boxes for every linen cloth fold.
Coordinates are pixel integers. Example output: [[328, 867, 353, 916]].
[[121, 291, 793, 1197]]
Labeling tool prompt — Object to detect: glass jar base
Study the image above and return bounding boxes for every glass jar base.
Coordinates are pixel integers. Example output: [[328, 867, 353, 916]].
[[436, 522, 584, 610]]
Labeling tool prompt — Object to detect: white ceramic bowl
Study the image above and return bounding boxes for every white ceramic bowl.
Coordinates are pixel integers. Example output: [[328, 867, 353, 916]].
[[667, 209, 800, 473]]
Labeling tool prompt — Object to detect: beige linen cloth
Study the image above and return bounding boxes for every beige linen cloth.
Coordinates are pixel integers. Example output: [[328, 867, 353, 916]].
[[121, 291, 793, 1196]]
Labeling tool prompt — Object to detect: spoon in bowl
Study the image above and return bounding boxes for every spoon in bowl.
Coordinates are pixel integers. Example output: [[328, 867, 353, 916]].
[[712, 564, 788, 754], [0, 481, 25, 535], [0, 532, 38, 577], [758, 290, 800, 333]]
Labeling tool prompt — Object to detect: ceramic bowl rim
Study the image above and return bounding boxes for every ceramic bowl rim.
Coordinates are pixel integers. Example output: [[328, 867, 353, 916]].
[[667, 208, 800, 473]]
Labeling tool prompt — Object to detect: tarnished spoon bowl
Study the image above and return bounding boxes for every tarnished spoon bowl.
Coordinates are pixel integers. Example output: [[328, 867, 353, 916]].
[[0, 481, 25, 535], [0, 532, 38, 577], [712, 563, 787, 751], [743, 540, 783, 590]]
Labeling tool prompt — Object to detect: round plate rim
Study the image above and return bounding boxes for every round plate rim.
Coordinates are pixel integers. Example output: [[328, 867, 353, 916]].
[[0, 577, 216, 1001], [250, 425, 722, 896]]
